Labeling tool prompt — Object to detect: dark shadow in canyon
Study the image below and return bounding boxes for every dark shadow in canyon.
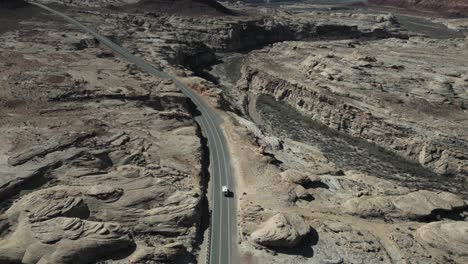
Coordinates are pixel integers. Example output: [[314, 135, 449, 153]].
[[256, 94, 468, 199]]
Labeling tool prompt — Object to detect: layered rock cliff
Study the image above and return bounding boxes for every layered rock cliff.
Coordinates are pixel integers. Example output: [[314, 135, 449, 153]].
[[89, 8, 405, 73], [226, 112, 468, 264], [238, 38, 468, 179]]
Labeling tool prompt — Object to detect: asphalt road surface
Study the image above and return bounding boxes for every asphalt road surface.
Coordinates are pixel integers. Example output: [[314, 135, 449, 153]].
[[32, 3, 235, 264]]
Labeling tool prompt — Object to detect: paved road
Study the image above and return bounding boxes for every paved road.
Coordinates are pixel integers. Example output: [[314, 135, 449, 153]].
[[32, 3, 235, 264]]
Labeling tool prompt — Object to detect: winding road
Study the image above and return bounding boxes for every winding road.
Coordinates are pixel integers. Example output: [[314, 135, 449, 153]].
[[32, 2, 235, 264]]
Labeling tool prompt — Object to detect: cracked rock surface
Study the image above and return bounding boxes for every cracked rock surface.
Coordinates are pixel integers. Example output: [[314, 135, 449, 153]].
[[2, 2, 468, 264], [0, 8, 204, 263], [250, 213, 310, 248], [239, 37, 468, 179]]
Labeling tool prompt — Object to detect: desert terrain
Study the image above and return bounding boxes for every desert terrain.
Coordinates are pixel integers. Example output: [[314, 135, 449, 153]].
[[0, 0, 467, 263]]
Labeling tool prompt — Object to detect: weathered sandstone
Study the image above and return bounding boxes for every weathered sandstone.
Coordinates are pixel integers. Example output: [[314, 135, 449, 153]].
[[239, 38, 468, 178], [250, 213, 310, 248], [0, 11, 205, 262]]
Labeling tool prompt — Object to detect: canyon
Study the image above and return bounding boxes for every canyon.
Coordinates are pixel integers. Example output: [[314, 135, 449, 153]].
[[0, 0, 467, 263], [238, 38, 468, 179]]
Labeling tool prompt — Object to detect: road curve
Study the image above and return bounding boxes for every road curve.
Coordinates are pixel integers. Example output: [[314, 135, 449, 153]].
[[31, 3, 235, 264]]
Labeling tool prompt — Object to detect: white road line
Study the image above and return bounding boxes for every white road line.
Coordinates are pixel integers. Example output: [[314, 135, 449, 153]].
[[192, 111, 229, 264], [205, 122, 224, 264], [206, 116, 232, 264], [207, 118, 216, 264], [197, 114, 223, 264], [213, 127, 223, 264]]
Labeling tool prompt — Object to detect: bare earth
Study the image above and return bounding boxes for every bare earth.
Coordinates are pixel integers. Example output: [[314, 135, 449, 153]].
[[0, 1, 467, 264], [0, 7, 205, 263]]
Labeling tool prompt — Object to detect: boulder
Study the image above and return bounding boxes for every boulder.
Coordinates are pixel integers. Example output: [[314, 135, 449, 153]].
[[251, 213, 310, 248], [416, 221, 468, 257]]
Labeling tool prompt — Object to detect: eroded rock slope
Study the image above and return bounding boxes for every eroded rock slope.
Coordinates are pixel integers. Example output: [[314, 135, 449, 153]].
[[0, 10, 205, 263], [368, 0, 468, 18], [3, 2, 467, 264], [225, 113, 468, 264], [239, 38, 468, 179]]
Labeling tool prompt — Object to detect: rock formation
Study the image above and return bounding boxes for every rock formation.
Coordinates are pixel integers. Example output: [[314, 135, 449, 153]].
[[130, 0, 235, 15], [2, 1, 468, 264], [229, 113, 468, 264], [80, 6, 406, 73], [367, 0, 468, 18], [416, 221, 468, 262], [344, 190, 466, 220], [238, 38, 468, 179], [35, 0, 234, 15], [250, 213, 310, 248], [0, 11, 205, 262]]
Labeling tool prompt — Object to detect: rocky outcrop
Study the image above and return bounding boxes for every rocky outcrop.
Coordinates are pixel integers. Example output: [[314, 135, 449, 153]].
[[239, 38, 468, 178], [367, 0, 468, 18], [416, 221, 468, 260], [165, 11, 404, 53], [344, 190, 466, 220], [34, 0, 234, 15], [280, 169, 321, 186], [81, 7, 407, 76], [0, 13, 205, 263], [0, 217, 134, 263], [226, 90, 468, 263], [250, 213, 310, 248], [232, 118, 468, 262], [130, 0, 235, 15]]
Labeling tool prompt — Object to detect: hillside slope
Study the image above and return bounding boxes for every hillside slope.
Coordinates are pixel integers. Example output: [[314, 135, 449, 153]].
[[0, 0, 27, 7], [35, 0, 234, 15], [368, 0, 468, 17]]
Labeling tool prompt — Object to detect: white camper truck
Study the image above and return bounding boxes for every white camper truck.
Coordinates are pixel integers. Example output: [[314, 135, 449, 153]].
[[222, 185, 229, 196]]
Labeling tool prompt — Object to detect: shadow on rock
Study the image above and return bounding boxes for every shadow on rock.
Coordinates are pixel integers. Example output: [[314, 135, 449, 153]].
[[272, 228, 319, 258]]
